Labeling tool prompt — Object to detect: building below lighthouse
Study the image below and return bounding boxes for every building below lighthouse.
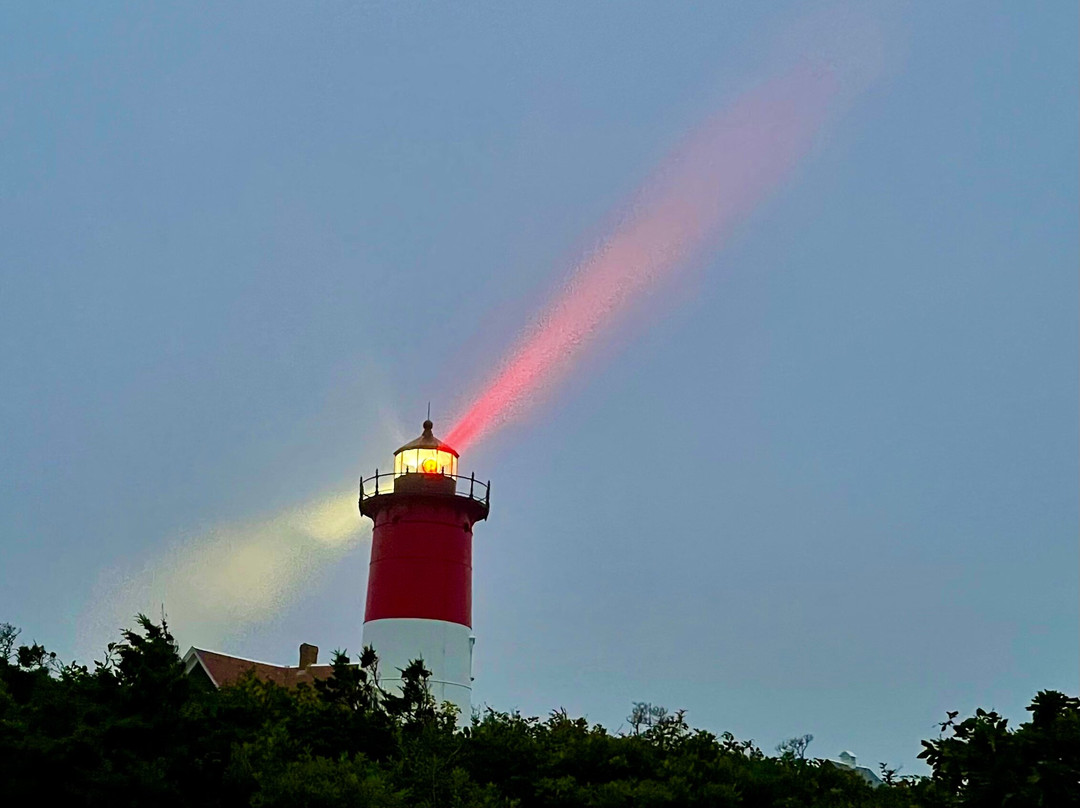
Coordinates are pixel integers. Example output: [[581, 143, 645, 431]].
[[359, 420, 490, 716]]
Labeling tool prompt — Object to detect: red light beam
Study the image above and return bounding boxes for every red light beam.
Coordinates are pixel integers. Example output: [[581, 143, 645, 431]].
[[446, 60, 843, 451]]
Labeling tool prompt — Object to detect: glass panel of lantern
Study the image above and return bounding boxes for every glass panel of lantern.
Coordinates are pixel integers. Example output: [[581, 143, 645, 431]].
[[394, 448, 456, 477]]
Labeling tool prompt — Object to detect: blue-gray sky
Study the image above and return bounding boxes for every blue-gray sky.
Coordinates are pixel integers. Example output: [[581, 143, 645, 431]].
[[1, 2, 1076, 772]]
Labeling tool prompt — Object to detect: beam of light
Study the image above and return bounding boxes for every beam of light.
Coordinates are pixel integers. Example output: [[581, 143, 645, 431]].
[[78, 491, 369, 658], [77, 378, 401, 658], [446, 58, 860, 452]]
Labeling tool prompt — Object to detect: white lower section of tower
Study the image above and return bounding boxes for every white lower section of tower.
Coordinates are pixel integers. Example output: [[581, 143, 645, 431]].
[[362, 618, 473, 719]]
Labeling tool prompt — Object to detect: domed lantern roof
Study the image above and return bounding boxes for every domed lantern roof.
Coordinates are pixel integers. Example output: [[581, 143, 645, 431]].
[[393, 420, 459, 477]]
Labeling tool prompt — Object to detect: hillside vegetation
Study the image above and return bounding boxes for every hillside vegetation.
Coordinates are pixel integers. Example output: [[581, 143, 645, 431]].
[[0, 617, 1075, 807]]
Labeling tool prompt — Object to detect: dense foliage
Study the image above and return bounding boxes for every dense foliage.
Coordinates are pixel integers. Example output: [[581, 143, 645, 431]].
[[0, 618, 1075, 807]]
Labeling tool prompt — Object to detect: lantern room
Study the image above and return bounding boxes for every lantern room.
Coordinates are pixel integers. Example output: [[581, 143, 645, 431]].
[[359, 418, 489, 523], [393, 419, 458, 477]]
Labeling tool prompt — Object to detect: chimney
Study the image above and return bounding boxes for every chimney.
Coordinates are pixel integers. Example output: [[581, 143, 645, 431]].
[[298, 643, 318, 668]]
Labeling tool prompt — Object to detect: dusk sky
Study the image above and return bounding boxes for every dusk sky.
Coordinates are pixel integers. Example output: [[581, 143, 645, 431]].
[[1, 3, 1076, 772]]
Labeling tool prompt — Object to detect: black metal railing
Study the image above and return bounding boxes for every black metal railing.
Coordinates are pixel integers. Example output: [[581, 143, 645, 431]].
[[359, 470, 490, 507]]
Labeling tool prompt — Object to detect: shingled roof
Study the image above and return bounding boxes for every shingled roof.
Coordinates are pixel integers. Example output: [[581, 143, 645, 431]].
[[182, 646, 336, 690]]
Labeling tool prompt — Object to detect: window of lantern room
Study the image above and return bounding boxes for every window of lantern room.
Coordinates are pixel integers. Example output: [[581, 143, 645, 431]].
[[394, 447, 457, 478]]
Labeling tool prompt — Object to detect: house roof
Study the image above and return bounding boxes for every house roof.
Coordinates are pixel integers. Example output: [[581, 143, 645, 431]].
[[182, 647, 336, 689], [826, 755, 883, 788]]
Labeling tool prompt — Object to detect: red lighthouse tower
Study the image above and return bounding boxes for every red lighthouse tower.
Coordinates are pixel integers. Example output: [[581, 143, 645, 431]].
[[358, 420, 490, 714]]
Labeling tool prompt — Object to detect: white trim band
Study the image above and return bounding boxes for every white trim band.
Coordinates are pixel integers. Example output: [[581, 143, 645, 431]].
[[362, 617, 473, 718]]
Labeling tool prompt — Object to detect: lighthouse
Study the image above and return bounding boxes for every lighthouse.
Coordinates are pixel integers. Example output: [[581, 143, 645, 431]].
[[358, 420, 490, 715]]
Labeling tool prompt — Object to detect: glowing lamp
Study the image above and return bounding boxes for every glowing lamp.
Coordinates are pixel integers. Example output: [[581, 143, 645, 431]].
[[392, 419, 459, 477]]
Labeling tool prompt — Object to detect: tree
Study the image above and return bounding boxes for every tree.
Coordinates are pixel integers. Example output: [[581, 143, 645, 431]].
[[627, 701, 684, 736], [315, 646, 384, 713], [248, 753, 407, 808], [2, 614, 1075, 806], [776, 733, 814, 760], [0, 622, 19, 661], [919, 690, 1080, 807]]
